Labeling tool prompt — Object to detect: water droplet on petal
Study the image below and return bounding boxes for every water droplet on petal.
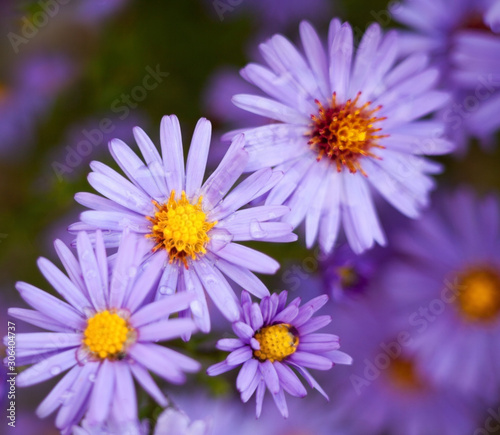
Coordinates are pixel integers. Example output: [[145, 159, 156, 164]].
[[50, 366, 61, 376], [88, 374, 96, 383], [250, 219, 267, 239], [190, 300, 203, 317], [128, 267, 137, 278], [159, 286, 175, 295]]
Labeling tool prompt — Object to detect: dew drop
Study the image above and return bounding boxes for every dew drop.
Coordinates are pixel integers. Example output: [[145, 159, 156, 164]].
[[159, 286, 175, 295], [88, 374, 96, 383], [50, 366, 61, 376], [190, 300, 203, 317], [128, 267, 137, 278], [250, 220, 267, 239]]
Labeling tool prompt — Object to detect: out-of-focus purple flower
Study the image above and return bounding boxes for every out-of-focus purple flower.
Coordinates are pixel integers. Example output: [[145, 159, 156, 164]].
[[392, 0, 500, 153], [329, 301, 480, 435], [73, 417, 148, 435], [75, 0, 131, 25], [5, 230, 200, 434], [224, 19, 453, 254], [153, 408, 209, 435], [171, 391, 345, 435], [320, 243, 386, 302], [382, 188, 500, 401], [207, 290, 352, 418], [71, 115, 297, 332], [205, 0, 332, 34], [46, 112, 148, 183], [0, 55, 76, 158]]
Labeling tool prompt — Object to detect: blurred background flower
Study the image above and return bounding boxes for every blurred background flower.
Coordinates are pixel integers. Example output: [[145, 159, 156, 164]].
[[1, 0, 500, 434]]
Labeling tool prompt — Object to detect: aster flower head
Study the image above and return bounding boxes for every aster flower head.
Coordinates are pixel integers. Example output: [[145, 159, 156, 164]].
[[225, 19, 454, 254], [320, 243, 386, 302], [382, 188, 500, 400], [207, 290, 352, 418], [71, 115, 297, 332], [392, 0, 500, 151], [330, 302, 480, 435], [5, 230, 200, 434]]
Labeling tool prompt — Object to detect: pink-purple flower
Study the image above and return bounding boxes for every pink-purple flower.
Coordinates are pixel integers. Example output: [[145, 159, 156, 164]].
[[207, 290, 352, 417], [6, 231, 200, 434], [71, 115, 297, 332], [224, 19, 453, 254]]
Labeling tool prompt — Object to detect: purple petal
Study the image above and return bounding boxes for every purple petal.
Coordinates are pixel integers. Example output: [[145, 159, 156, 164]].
[[138, 318, 197, 342], [76, 232, 106, 311], [216, 338, 245, 352], [36, 365, 80, 418], [87, 359, 114, 425], [288, 351, 333, 370], [215, 243, 279, 274], [15, 282, 84, 330], [192, 257, 240, 322], [160, 115, 185, 193], [129, 363, 168, 407], [129, 343, 186, 384], [226, 346, 253, 366], [259, 359, 280, 394], [131, 291, 195, 328], [274, 361, 307, 397], [236, 359, 259, 392], [17, 348, 78, 387], [8, 308, 71, 333], [185, 118, 212, 197], [210, 256, 270, 299]]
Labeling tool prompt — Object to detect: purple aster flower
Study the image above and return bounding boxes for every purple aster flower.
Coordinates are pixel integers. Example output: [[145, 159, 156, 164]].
[[329, 301, 480, 435], [207, 290, 352, 418], [392, 0, 500, 152], [71, 115, 297, 332], [0, 55, 76, 159], [5, 230, 200, 434], [320, 243, 384, 302], [171, 391, 344, 435], [381, 188, 500, 401], [224, 19, 453, 254]]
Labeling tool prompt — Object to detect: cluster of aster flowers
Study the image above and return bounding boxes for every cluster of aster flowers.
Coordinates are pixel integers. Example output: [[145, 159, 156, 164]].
[[5, 1, 500, 434]]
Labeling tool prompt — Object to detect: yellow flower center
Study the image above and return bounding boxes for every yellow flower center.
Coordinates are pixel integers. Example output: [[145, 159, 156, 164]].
[[146, 190, 217, 268], [337, 266, 359, 289], [253, 324, 299, 363], [456, 267, 500, 322], [388, 358, 423, 391], [308, 92, 387, 175], [83, 310, 135, 360]]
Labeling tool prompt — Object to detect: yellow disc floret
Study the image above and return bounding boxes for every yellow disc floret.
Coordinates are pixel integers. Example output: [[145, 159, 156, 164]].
[[456, 266, 500, 322], [308, 92, 388, 175], [146, 190, 217, 268], [83, 310, 134, 360], [253, 324, 299, 363]]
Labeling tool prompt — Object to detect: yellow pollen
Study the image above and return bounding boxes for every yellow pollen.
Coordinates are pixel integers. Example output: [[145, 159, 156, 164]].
[[388, 358, 423, 391], [253, 324, 299, 363], [308, 92, 388, 175], [146, 190, 217, 268], [83, 310, 134, 360], [456, 267, 500, 322]]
